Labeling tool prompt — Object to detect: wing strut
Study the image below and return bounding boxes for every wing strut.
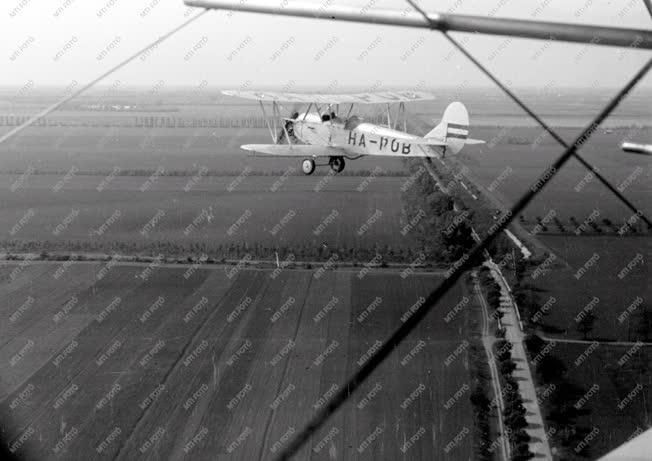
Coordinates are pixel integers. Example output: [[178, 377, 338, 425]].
[[272, 101, 279, 141], [259, 100, 277, 143], [281, 112, 293, 145], [302, 103, 313, 121]]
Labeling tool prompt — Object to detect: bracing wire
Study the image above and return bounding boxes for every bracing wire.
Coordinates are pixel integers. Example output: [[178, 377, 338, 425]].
[[0, 9, 209, 146]]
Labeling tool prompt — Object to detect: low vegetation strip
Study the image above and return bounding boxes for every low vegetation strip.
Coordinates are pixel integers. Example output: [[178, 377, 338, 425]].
[[0, 242, 438, 267]]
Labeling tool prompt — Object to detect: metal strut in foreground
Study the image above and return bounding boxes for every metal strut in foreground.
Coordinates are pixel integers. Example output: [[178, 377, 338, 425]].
[[185, 0, 652, 49]]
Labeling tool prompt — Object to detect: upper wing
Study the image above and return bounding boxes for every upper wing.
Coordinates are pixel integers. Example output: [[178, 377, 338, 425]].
[[241, 144, 351, 157], [222, 90, 436, 104]]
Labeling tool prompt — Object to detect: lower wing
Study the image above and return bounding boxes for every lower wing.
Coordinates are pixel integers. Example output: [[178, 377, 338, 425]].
[[241, 144, 348, 157], [241, 138, 484, 158], [242, 143, 437, 158]]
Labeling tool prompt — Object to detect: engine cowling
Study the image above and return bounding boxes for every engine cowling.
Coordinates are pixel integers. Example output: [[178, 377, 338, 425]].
[[329, 156, 345, 173]]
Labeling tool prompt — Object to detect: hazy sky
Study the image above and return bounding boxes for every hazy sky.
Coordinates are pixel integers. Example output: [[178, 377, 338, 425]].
[[2, 0, 652, 92]]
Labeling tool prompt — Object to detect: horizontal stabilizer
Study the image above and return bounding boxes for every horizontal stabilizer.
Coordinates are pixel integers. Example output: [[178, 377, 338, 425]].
[[241, 144, 347, 157], [409, 137, 485, 146], [408, 137, 447, 146]]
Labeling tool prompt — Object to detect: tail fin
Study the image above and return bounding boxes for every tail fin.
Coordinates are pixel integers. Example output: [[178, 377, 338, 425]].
[[426, 102, 470, 156]]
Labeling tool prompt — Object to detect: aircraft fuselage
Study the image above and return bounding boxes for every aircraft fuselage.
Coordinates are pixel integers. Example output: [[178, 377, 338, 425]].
[[293, 114, 436, 158]]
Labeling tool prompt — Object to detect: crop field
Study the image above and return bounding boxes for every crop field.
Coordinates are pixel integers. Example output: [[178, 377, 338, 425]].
[[3, 87, 651, 227], [1, 122, 649, 224], [522, 235, 651, 342], [452, 125, 652, 222], [536, 341, 651, 460], [521, 234, 650, 459], [1, 88, 650, 460], [0, 262, 475, 460], [0, 125, 411, 174], [0, 173, 418, 258]]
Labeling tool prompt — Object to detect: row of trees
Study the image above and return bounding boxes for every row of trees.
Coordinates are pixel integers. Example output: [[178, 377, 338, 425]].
[[0, 238, 437, 266], [400, 159, 476, 262], [515, 252, 598, 459], [0, 114, 392, 129], [479, 266, 534, 460], [494, 339, 535, 461], [467, 342, 493, 461], [396, 159, 524, 458], [524, 335, 594, 460], [518, 215, 650, 235]]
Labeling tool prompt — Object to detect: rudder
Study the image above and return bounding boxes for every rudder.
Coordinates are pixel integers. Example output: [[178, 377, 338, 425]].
[[426, 102, 469, 156]]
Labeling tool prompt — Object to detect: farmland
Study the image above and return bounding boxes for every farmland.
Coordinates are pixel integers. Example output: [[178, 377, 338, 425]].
[[0, 173, 426, 262], [2, 85, 650, 225], [0, 86, 650, 460], [515, 234, 651, 460], [455, 125, 652, 222], [557, 341, 650, 459], [2, 120, 649, 265], [525, 338, 651, 460], [1, 124, 650, 226], [521, 235, 651, 342], [0, 262, 476, 460]]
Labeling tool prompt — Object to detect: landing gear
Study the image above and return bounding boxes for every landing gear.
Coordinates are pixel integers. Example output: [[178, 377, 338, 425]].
[[302, 158, 316, 175], [329, 156, 345, 173]]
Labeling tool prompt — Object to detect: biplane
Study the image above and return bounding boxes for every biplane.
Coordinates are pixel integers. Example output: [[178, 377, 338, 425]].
[[222, 90, 485, 174]]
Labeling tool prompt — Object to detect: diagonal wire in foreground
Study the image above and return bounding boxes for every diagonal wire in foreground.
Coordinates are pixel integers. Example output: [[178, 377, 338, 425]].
[[0, 9, 209, 146], [442, 32, 652, 229], [644, 0, 652, 19], [406, 0, 652, 229], [275, 52, 652, 461]]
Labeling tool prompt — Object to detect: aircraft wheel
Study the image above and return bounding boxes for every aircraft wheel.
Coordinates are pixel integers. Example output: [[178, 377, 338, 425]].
[[302, 158, 316, 175], [329, 156, 345, 173]]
